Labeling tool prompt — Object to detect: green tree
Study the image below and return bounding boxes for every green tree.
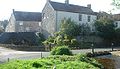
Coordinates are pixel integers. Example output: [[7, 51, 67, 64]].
[[43, 34, 79, 47], [80, 23, 91, 36], [60, 18, 81, 36], [43, 18, 81, 48], [115, 28, 120, 43], [112, 0, 120, 8], [94, 18, 116, 42]]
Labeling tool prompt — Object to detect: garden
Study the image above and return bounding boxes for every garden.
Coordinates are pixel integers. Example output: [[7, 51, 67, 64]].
[[0, 46, 103, 69]]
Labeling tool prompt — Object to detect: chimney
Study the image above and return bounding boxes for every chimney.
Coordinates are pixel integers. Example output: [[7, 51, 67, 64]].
[[65, 0, 69, 4], [47, 0, 50, 2], [13, 9, 15, 12], [87, 4, 91, 9]]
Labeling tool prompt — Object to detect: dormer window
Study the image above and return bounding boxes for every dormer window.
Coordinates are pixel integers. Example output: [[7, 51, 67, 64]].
[[79, 14, 82, 21]]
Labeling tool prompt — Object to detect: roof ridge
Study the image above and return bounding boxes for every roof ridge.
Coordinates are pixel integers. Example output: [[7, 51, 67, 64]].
[[49, 1, 90, 9], [14, 11, 41, 13]]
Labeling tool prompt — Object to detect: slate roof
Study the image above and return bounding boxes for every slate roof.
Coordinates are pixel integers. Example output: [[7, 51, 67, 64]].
[[13, 11, 42, 21], [49, 1, 96, 15]]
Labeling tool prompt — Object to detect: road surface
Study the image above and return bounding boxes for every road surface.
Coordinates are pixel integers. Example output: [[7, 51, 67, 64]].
[[0, 46, 119, 63]]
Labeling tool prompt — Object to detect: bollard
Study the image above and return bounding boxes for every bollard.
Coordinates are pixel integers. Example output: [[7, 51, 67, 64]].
[[91, 43, 94, 54], [8, 58, 10, 62], [41, 52, 42, 58], [111, 43, 114, 51]]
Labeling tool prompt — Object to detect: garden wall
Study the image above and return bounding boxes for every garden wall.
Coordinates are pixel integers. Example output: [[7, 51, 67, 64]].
[[0, 44, 45, 51]]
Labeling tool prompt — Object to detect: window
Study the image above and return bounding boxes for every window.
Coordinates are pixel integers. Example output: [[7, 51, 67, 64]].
[[87, 16, 91, 22], [115, 22, 118, 27], [19, 22, 23, 25], [20, 26, 23, 32], [39, 22, 41, 26], [26, 27, 30, 32], [79, 14, 82, 21]]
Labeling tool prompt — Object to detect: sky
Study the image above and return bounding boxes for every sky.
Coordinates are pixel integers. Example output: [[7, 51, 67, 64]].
[[0, 0, 119, 21]]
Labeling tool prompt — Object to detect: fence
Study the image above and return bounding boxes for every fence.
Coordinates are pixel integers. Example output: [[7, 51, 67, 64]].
[[0, 44, 45, 51]]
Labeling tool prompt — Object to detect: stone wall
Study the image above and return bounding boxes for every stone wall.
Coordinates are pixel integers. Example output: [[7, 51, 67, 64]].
[[16, 21, 41, 32], [0, 44, 45, 51]]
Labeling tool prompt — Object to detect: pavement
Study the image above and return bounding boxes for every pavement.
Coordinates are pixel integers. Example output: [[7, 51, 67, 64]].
[[0, 47, 50, 63], [0, 46, 119, 63]]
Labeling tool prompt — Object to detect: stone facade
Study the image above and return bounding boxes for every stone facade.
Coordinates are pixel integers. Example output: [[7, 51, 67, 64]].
[[113, 14, 120, 28], [56, 11, 97, 31], [42, 2, 57, 38], [6, 13, 16, 32]]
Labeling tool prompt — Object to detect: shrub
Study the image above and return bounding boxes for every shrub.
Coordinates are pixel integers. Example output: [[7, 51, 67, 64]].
[[32, 62, 42, 68], [37, 33, 45, 45], [51, 46, 72, 55]]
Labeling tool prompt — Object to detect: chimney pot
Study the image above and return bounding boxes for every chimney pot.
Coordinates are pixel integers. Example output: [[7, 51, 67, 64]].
[[87, 4, 91, 9], [65, 0, 69, 4], [13, 9, 15, 12], [47, 0, 50, 2]]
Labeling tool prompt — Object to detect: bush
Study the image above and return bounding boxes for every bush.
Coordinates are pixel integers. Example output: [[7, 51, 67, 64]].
[[51, 46, 72, 55], [37, 33, 45, 45]]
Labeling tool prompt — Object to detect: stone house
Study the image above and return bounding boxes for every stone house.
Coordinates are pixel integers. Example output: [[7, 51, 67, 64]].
[[6, 9, 42, 32], [42, 0, 97, 38], [112, 14, 120, 28]]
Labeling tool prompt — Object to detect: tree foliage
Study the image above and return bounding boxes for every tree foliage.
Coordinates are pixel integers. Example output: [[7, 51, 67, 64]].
[[80, 23, 91, 36], [60, 18, 81, 36], [43, 34, 79, 46], [94, 18, 116, 41], [43, 18, 80, 46], [115, 28, 120, 41], [112, 0, 120, 9]]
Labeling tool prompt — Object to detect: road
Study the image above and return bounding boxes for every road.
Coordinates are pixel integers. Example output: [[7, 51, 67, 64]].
[[0, 46, 119, 63]]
